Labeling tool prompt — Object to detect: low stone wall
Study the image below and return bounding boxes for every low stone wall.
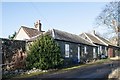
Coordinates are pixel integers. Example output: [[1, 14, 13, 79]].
[[0, 38, 26, 71]]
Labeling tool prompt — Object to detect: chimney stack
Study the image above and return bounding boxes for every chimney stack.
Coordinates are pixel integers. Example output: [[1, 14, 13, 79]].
[[92, 30, 96, 35], [34, 20, 42, 32]]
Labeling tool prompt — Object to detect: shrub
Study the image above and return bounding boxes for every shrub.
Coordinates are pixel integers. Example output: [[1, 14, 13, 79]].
[[26, 35, 63, 70]]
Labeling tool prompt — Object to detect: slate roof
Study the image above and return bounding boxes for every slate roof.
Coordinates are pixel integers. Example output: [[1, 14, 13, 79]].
[[21, 26, 42, 38], [29, 29, 95, 46], [47, 29, 96, 46], [84, 33, 106, 45], [96, 34, 114, 46], [82, 32, 117, 47]]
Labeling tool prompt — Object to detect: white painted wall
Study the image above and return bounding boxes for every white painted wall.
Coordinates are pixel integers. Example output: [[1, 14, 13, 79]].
[[15, 28, 30, 40]]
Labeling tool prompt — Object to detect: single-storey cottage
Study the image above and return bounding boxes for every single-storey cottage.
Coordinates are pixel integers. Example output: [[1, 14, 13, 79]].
[[29, 29, 97, 65], [80, 31, 119, 58]]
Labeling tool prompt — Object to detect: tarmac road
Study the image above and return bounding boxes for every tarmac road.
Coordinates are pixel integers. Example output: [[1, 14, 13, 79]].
[[31, 60, 120, 79]]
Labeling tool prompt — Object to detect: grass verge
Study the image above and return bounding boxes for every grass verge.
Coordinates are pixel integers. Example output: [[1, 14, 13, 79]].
[[62, 58, 110, 71]]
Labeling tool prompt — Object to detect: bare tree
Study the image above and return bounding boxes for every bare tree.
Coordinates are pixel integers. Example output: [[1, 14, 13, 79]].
[[95, 1, 120, 46]]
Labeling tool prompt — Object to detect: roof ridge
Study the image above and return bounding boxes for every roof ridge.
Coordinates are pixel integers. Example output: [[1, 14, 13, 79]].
[[53, 28, 79, 37], [21, 26, 37, 30]]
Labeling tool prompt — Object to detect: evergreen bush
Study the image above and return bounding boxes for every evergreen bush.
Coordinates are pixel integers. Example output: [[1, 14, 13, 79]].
[[26, 35, 63, 70]]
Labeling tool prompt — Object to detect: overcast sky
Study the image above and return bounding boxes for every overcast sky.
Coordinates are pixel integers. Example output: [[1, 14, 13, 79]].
[[2, 2, 108, 38]]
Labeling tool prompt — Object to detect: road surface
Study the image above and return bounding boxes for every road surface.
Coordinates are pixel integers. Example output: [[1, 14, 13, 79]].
[[8, 60, 118, 80], [29, 60, 120, 80]]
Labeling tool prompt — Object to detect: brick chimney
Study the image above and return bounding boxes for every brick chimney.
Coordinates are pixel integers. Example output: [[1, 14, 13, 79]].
[[34, 20, 42, 32]]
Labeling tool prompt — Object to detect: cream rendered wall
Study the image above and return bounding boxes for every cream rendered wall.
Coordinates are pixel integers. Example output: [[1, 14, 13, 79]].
[[15, 28, 30, 40]]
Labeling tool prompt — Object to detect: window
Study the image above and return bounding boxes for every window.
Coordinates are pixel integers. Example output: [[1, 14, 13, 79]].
[[105, 47, 107, 56], [81, 47, 84, 57], [98, 45, 100, 54], [78, 46, 80, 62], [65, 44, 69, 58], [93, 47, 96, 58], [100, 46, 102, 54], [84, 46, 87, 54]]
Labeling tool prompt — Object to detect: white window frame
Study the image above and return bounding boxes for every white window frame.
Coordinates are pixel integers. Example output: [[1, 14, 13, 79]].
[[105, 47, 107, 56], [93, 47, 96, 58], [84, 46, 87, 54], [98, 45, 100, 54], [78, 46, 80, 62], [100, 46, 102, 54], [65, 44, 69, 58]]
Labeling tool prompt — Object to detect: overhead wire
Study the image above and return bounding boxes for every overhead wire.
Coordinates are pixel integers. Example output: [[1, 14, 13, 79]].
[[30, 2, 53, 29]]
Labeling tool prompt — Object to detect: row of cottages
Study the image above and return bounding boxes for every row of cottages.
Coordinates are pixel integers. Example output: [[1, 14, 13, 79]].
[[28, 29, 97, 64], [45, 29, 97, 64], [80, 31, 119, 58], [14, 20, 119, 65]]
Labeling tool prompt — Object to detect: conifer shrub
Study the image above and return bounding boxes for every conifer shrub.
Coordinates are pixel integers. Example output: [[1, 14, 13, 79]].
[[26, 35, 64, 70]]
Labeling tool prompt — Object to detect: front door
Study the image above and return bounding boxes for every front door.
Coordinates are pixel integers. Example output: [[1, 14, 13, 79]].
[[78, 46, 80, 62]]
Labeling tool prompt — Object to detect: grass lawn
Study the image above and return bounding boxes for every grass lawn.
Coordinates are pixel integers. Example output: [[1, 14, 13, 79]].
[[2, 58, 111, 79]]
